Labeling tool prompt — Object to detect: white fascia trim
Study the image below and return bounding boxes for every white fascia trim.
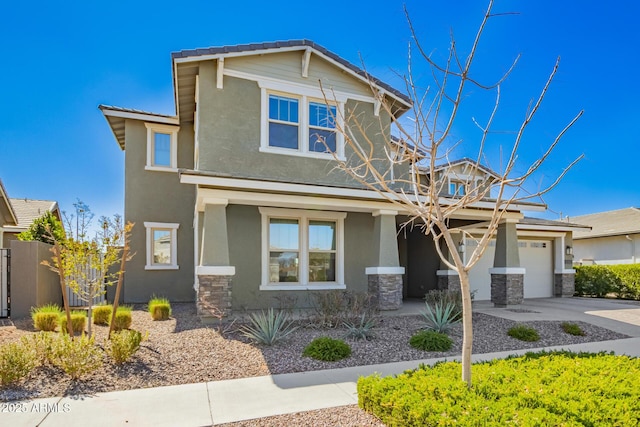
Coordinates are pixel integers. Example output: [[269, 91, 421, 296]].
[[197, 266, 236, 276], [1, 226, 26, 233], [144, 222, 180, 229], [436, 269, 459, 276], [518, 224, 592, 232], [183, 174, 393, 201], [259, 206, 347, 219], [172, 47, 411, 108], [197, 187, 404, 214], [489, 267, 526, 275], [365, 267, 405, 275], [372, 209, 399, 217], [555, 269, 576, 274], [102, 109, 179, 125], [260, 284, 347, 291]]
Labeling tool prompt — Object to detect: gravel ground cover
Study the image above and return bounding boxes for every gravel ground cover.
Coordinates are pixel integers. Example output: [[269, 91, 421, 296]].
[[0, 302, 628, 406]]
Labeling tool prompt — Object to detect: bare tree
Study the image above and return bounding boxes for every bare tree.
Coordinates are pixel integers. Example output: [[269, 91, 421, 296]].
[[323, 0, 583, 387]]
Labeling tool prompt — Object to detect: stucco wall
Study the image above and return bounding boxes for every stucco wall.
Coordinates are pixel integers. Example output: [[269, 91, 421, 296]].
[[196, 68, 407, 190], [123, 120, 196, 303], [10, 240, 62, 319], [226, 205, 376, 310], [574, 234, 639, 265]]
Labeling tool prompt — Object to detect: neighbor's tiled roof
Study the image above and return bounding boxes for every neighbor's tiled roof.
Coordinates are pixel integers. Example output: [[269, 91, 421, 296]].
[[171, 39, 412, 105], [570, 207, 640, 239], [9, 198, 59, 229]]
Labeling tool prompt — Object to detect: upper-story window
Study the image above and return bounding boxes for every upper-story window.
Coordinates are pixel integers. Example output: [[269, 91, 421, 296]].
[[145, 123, 179, 171], [261, 88, 345, 160], [449, 181, 465, 196], [268, 95, 299, 149]]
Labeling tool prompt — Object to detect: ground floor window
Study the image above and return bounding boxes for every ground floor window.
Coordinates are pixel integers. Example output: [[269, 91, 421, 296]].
[[144, 222, 179, 270], [259, 207, 346, 290]]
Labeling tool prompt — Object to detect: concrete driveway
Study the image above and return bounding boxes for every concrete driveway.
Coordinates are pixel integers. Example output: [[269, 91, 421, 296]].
[[473, 297, 640, 337]]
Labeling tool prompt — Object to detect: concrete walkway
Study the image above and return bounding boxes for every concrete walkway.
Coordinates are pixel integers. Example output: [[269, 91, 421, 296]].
[[4, 298, 640, 427]]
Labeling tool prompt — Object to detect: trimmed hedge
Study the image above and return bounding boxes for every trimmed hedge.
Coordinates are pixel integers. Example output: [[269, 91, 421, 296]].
[[358, 351, 640, 426], [575, 264, 640, 299]]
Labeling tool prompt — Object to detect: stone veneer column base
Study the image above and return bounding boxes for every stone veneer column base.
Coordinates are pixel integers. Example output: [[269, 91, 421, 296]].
[[367, 274, 403, 311], [197, 275, 233, 319], [491, 273, 524, 307], [436, 270, 461, 292], [555, 272, 575, 297]]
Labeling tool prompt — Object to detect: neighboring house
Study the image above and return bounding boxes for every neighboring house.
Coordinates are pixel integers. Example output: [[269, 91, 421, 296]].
[[570, 207, 640, 265], [1, 198, 62, 248], [100, 40, 583, 316], [0, 180, 19, 247]]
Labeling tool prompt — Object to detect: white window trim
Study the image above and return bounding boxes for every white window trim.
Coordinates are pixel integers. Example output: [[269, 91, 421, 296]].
[[259, 207, 346, 290], [259, 87, 346, 161], [144, 222, 180, 270], [145, 123, 180, 171]]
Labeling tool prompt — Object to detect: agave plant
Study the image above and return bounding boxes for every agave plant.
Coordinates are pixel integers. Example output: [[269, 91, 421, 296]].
[[343, 313, 377, 341], [240, 308, 298, 345], [420, 301, 461, 334]]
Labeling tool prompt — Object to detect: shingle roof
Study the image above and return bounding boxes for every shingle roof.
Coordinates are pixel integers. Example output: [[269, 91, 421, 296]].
[[570, 207, 640, 239], [521, 216, 590, 230], [171, 39, 412, 105], [0, 180, 17, 226], [9, 198, 60, 229]]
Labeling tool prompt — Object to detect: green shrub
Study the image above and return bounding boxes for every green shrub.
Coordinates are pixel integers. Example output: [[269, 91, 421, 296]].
[[29, 332, 57, 365], [303, 337, 351, 361], [424, 289, 467, 321], [59, 311, 87, 335], [608, 264, 640, 299], [31, 303, 62, 331], [113, 306, 133, 331], [420, 301, 461, 334], [0, 338, 37, 385], [507, 324, 540, 342], [107, 330, 145, 364], [52, 333, 102, 379], [575, 265, 620, 297], [561, 322, 586, 336], [240, 308, 297, 345], [358, 351, 640, 426], [92, 304, 113, 325], [148, 297, 171, 321], [343, 313, 377, 341], [409, 330, 453, 352]]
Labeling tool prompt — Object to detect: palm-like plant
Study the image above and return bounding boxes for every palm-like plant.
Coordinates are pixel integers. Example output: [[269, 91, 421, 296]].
[[420, 301, 461, 334], [240, 308, 298, 345]]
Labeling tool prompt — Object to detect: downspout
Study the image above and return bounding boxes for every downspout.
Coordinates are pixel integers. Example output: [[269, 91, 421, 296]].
[[625, 235, 636, 263]]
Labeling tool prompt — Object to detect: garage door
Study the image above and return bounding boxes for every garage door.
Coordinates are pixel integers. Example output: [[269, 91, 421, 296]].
[[521, 240, 553, 298], [467, 239, 553, 301]]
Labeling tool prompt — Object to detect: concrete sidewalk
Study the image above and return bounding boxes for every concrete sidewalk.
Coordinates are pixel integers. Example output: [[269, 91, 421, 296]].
[[4, 297, 640, 426]]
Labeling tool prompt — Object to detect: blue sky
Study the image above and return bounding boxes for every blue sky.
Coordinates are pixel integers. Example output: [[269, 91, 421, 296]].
[[1, 0, 638, 224]]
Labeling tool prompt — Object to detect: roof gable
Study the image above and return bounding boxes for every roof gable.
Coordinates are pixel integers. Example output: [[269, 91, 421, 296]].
[[0, 180, 17, 226]]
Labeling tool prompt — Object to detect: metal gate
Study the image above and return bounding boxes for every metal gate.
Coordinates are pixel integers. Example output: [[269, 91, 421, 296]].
[[0, 249, 9, 318]]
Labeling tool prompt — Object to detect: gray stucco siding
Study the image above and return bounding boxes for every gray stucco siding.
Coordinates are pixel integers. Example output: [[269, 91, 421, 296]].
[[226, 205, 376, 310], [123, 120, 196, 303], [197, 72, 407, 191]]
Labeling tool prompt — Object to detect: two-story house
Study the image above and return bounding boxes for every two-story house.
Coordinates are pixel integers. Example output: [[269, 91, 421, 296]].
[[101, 40, 581, 317]]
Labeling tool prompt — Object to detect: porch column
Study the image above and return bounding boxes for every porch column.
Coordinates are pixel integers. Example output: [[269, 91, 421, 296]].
[[197, 199, 235, 319], [366, 210, 404, 310], [437, 232, 463, 292], [554, 233, 575, 297], [490, 220, 525, 307]]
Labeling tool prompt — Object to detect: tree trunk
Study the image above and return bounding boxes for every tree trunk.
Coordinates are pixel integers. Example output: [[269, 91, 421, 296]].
[[108, 245, 128, 338], [459, 268, 473, 387], [54, 242, 74, 338]]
